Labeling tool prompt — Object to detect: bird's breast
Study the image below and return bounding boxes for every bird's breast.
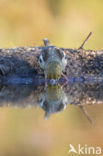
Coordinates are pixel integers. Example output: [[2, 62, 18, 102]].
[[45, 61, 62, 79]]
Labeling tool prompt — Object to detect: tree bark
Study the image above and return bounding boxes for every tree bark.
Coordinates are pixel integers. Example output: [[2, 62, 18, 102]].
[[0, 46, 103, 85]]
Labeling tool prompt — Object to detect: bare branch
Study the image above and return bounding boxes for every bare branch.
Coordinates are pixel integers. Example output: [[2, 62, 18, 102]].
[[79, 105, 93, 125], [78, 32, 92, 49]]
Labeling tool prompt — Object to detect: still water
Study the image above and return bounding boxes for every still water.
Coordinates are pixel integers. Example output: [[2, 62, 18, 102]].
[[0, 81, 103, 156]]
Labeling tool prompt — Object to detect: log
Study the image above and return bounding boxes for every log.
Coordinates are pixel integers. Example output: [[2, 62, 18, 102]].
[[0, 32, 103, 85]]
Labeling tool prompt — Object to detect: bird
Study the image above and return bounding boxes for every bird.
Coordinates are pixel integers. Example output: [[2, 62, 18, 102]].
[[39, 38, 67, 83], [39, 84, 67, 119]]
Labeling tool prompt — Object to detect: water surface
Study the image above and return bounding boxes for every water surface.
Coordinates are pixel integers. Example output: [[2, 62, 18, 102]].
[[0, 81, 103, 156]]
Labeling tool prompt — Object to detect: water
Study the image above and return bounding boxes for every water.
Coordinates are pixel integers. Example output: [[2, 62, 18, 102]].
[[0, 81, 103, 156]]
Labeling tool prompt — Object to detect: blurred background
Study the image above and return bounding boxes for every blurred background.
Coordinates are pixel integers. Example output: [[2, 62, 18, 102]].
[[0, 0, 103, 156], [0, 0, 103, 49]]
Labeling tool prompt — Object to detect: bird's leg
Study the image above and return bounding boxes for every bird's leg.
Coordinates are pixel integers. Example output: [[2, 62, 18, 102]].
[[78, 32, 92, 50], [61, 73, 68, 81], [60, 73, 68, 86], [44, 71, 47, 90]]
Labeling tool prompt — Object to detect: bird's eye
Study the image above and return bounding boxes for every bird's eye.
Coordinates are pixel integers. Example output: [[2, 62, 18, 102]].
[[42, 49, 48, 62], [56, 48, 64, 59], [57, 103, 64, 111], [39, 58, 42, 63], [65, 56, 68, 59]]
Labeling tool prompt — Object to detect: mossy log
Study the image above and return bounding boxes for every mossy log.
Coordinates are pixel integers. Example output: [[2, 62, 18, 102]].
[[0, 46, 103, 84], [0, 33, 103, 85]]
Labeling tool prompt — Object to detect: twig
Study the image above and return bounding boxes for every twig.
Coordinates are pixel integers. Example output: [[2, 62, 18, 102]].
[[79, 105, 93, 125], [78, 32, 92, 49]]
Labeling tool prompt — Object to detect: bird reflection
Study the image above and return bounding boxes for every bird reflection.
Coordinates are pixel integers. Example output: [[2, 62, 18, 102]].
[[39, 84, 67, 119], [0, 81, 103, 123]]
